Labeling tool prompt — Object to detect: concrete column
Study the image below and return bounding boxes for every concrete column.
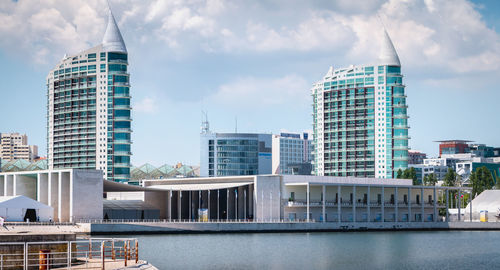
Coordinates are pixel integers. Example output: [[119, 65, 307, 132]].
[[12, 174, 17, 196], [189, 191, 192, 221], [48, 173, 59, 221], [408, 187, 411, 222], [37, 173, 41, 202], [226, 189, 229, 221], [249, 184, 254, 219], [421, 188, 424, 222], [169, 190, 172, 222], [458, 189, 461, 221], [306, 183, 310, 222], [208, 190, 210, 221], [6, 175, 14, 196], [217, 190, 220, 221], [0, 175, 4, 196], [178, 191, 182, 221], [469, 192, 472, 222], [433, 187, 437, 222], [381, 186, 385, 223], [322, 185, 326, 223], [352, 185, 356, 223], [38, 173, 49, 205], [395, 187, 398, 223], [367, 186, 371, 222], [235, 189, 238, 220], [446, 189, 449, 222], [337, 185, 341, 223]]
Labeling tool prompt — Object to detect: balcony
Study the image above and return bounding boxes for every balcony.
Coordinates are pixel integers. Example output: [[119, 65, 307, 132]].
[[113, 151, 132, 156], [112, 140, 132, 144], [113, 162, 131, 168], [113, 128, 132, 133]]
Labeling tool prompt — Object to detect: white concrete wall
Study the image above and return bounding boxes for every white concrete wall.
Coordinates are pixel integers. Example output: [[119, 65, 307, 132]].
[[254, 175, 281, 221], [0, 169, 104, 222], [71, 170, 103, 221], [15, 174, 36, 199]]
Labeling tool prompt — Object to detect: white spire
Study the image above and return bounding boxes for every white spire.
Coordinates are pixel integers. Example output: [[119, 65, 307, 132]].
[[379, 29, 400, 66], [102, 3, 127, 53], [324, 66, 334, 78]]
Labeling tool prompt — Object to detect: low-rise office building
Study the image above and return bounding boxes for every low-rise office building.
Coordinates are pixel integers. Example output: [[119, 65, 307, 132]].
[[200, 132, 272, 177], [141, 175, 469, 223]]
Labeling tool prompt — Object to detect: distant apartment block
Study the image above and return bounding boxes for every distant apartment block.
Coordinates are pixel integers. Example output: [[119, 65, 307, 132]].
[[272, 132, 312, 175], [312, 29, 408, 178], [0, 133, 38, 162], [200, 130, 272, 177], [408, 150, 426, 165]]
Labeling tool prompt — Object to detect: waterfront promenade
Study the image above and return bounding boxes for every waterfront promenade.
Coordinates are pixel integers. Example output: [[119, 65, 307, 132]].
[[2, 220, 500, 235]]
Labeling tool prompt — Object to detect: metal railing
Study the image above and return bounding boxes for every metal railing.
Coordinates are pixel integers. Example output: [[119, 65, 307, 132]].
[[0, 238, 139, 270]]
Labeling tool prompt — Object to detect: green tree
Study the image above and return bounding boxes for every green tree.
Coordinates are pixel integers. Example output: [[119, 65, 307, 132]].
[[396, 169, 403, 179], [470, 166, 495, 198], [494, 170, 500, 190], [401, 167, 418, 185], [423, 173, 438, 186], [442, 168, 457, 187]]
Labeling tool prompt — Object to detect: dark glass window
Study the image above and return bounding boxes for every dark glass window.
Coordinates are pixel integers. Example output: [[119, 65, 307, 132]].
[[108, 52, 128, 61], [114, 121, 130, 129]]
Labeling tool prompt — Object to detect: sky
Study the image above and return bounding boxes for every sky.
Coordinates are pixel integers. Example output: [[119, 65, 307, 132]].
[[0, 0, 499, 167]]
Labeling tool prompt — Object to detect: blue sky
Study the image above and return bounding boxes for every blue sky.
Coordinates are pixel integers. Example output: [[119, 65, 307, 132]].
[[0, 0, 499, 166]]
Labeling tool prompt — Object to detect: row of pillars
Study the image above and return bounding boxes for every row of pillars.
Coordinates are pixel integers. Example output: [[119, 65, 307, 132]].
[[305, 185, 471, 223], [166, 185, 254, 221]]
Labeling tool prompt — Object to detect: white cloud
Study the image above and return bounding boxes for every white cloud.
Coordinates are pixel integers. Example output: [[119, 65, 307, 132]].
[[210, 74, 309, 108], [0, 0, 499, 74], [133, 97, 159, 114]]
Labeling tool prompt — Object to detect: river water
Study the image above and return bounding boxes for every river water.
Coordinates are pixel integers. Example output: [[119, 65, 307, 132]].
[[123, 231, 500, 269]]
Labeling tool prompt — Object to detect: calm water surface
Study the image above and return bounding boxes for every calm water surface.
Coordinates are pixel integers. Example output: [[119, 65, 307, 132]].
[[119, 231, 500, 269]]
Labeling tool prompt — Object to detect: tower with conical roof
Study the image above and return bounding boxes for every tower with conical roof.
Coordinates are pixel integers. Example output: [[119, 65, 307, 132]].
[[311, 28, 408, 178], [46, 4, 132, 183]]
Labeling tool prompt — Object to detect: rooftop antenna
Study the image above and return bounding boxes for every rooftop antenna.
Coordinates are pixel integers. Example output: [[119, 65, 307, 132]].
[[235, 117, 238, 133], [201, 111, 210, 134]]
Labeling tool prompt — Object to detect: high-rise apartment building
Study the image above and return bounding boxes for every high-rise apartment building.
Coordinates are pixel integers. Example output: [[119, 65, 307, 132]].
[[0, 133, 38, 162], [46, 7, 132, 182], [272, 132, 312, 175], [312, 29, 409, 178]]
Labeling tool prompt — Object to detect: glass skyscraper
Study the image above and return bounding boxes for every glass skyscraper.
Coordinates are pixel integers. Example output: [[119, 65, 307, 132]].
[[46, 7, 132, 182], [312, 30, 408, 178]]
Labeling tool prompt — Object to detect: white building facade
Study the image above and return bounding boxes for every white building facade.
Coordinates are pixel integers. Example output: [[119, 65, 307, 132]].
[[46, 7, 132, 182], [272, 132, 312, 175], [312, 30, 408, 178], [140, 175, 469, 223], [0, 169, 103, 222]]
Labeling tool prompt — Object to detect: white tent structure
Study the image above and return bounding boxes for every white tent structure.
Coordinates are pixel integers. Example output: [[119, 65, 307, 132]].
[[0, 196, 53, 222], [464, 190, 500, 222]]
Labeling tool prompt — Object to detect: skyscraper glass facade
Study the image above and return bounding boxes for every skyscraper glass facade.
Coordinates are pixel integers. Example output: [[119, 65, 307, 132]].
[[46, 8, 131, 182], [312, 31, 408, 178]]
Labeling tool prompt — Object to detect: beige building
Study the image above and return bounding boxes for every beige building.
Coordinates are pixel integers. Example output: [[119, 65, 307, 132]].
[[0, 133, 38, 162]]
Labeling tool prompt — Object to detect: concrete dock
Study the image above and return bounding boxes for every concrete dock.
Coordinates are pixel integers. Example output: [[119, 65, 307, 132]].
[[2, 221, 500, 235], [87, 221, 500, 234]]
